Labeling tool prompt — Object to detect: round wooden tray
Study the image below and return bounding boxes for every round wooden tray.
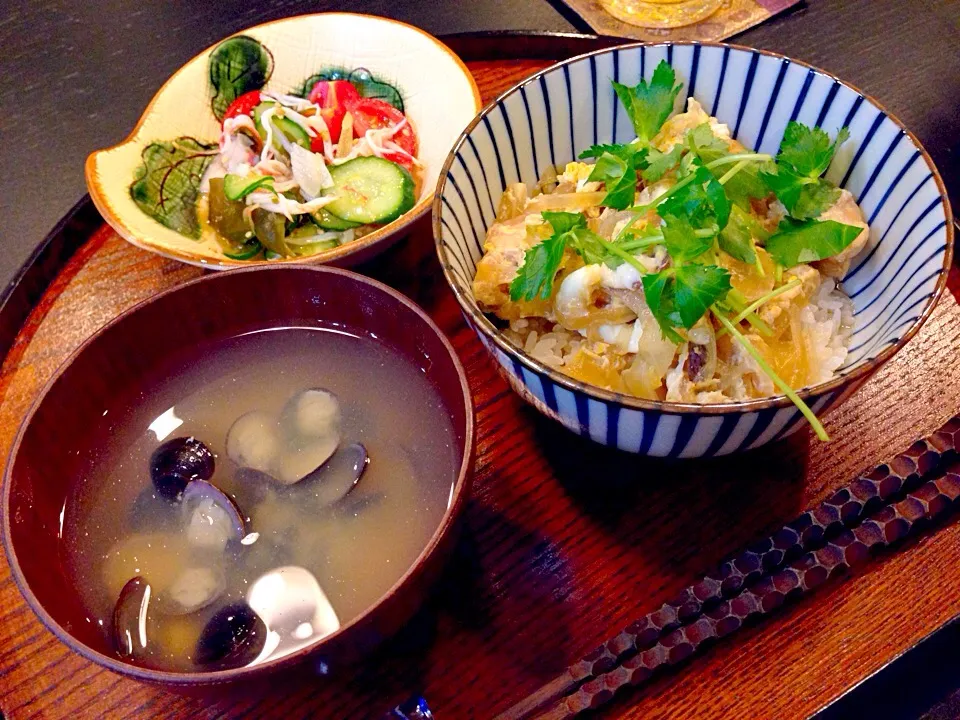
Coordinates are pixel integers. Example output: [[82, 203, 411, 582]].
[[2, 33, 960, 720]]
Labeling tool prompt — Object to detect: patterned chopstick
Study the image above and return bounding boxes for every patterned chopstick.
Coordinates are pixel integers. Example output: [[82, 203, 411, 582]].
[[537, 463, 960, 720], [541, 460, 960, 718], [495, 414, 960, 720]]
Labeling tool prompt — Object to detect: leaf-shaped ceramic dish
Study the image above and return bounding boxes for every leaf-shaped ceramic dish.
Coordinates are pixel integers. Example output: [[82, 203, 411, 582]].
[[86, 13, 481, 268]]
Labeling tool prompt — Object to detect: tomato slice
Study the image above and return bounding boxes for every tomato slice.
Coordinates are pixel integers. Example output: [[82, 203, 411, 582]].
[[307, 80, 361, 143], [222, 91, 262, 125], [379, 149, 416, 173], [307, 79, 361, 107], [344, 97, 418, 169]]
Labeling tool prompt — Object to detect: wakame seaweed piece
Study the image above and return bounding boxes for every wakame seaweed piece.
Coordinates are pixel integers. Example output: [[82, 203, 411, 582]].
[[130, 137, 217, 238], [208, 177, 254, 245], [209, 36, 274, 120], [252, 208, 290, 256]]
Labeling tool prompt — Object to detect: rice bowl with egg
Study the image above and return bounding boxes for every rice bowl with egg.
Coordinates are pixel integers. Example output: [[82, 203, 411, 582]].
[[472, 61, 872, 438]]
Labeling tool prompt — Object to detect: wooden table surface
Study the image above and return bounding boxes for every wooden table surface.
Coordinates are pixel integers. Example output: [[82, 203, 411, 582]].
[[2, 15, 960, 720]]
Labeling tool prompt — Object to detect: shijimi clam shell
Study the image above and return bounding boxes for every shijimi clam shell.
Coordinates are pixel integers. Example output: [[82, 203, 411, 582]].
[[86, 13, 480, 269], [434, 42, 953, 457]]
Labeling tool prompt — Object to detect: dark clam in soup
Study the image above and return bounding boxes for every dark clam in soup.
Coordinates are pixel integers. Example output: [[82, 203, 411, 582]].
[[63, 327, 457, 672]]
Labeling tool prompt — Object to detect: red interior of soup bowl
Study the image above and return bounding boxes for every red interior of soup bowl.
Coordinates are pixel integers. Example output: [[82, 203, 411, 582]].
[[2, 265, 474, 687]]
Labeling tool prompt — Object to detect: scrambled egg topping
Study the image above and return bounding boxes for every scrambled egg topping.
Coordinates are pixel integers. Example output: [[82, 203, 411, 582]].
[[558, 161, 602, 192]]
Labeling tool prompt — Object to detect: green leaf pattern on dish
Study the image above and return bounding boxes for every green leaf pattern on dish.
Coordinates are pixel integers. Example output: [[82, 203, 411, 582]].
[[209, 35, 274, 120], [129, 137, 217, 239], [294, 67, 405, 112]]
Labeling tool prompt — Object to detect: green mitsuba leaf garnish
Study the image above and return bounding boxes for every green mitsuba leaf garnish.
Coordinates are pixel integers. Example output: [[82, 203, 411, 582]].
[[581, 140, 683, 209], [777, 123, 850, 178], [508, 233, 567, 301], [638, 155, 735, 340], [719, 160, 771, 211], [657, 163, 731, 233], [686, 123, 728, 163], [765, 218, 863, 267], [760, 122, 850, 219], [209, 36, 274, 121], [130, 137, 218, 238], [674, 264, 733, 327], [642, 264, 732, 342], [660, 214, 714, 262], [759, 163, 804, 209], [642, 144, 684, 182], [640, 271, 683, 343], [588, 149, 644, 210], [612, 60, 683, 143], [791, 180, 842, 220], [759, 163, 841, 220], [587, 151, 629, 182], [718, 205, 770, 265], [541, 209, 587, 237], [579, 143, 630, 160], [601, 162, 641, 210], [509, 211, 609, 301], [686, 123, 767, 209]]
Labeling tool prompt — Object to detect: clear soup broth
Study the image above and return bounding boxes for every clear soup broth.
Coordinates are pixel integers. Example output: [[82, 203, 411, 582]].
[[63, 327, 457, 672]]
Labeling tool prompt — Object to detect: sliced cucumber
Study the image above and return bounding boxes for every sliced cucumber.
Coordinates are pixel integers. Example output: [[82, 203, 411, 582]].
[[223, 239, 263, 260], [324, 157, 415, 225], [253, 102, 311, 151], [290, 239, 340, 257], [310, 207, 361, 231], [223, 173, 274, 201], [286, 225, 340, 246]]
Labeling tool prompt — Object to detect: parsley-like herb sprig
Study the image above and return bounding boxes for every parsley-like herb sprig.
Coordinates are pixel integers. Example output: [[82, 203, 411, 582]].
[[757, 122, 864, 268], [613, 152, 772, 242], [760, 122, 850, 220], [613, 61, 684, 144], [711, 306, 830, 441], [581, 61, 684, 210], [508, 211, 649, 302]]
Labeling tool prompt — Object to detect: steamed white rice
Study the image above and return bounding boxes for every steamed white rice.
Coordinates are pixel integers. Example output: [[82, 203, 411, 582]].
[[504, 277, 854, 403]]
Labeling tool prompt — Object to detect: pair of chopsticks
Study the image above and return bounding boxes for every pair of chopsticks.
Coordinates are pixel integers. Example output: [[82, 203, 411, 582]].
[[496, 414, 960, 719]]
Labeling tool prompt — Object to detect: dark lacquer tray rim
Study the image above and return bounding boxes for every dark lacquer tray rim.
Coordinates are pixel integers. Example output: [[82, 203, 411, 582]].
[[0, 29, 954, 720]]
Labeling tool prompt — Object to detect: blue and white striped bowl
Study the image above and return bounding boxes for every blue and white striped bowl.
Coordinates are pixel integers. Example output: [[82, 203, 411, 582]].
[[433, 43, 954, 458]]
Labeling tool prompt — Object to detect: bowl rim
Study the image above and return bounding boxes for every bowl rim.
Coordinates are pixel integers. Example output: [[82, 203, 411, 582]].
[[85, 11, 483, 270], [1, 264, 475, 684], [433, 39, 955, 416]]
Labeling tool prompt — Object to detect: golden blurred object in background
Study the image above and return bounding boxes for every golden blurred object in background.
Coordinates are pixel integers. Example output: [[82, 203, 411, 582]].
[[599, 0, 723, 28]]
